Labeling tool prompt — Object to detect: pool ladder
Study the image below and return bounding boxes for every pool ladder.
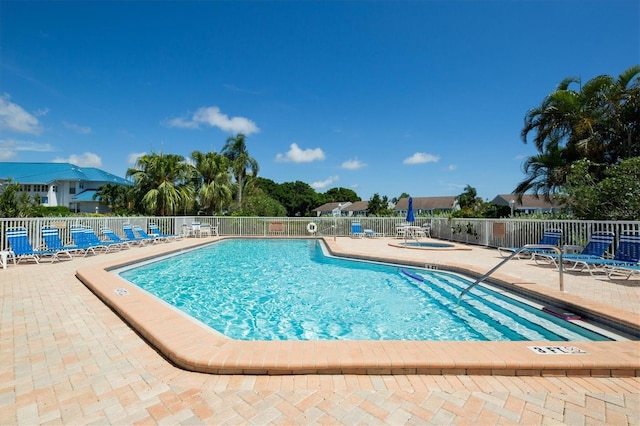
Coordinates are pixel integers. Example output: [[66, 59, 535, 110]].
[[458, 245, 564, 303]]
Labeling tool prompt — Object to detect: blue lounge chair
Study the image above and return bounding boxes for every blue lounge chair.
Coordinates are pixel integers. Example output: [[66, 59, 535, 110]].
[[83, 227, 123, 252], [533, 231, 615, 269], [498, 229, 562, 258], [41, 226, 82, 257], [132, 225, 165, 243], [351, 222, 364, 238], [569, 233, 640, 275], [6, 227, 70, 264], [70, 225, 110, 256], [149, 223, 180, 241], [604, 264, 640, 280], [123, 223, 153, 245], [100, 227, 132, 249]]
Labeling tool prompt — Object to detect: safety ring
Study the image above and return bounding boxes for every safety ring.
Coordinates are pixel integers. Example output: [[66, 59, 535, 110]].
[[306, 222, 318, 233]]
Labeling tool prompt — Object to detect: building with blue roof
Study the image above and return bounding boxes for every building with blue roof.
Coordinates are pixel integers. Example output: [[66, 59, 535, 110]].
[[0, 162, 131, 213]]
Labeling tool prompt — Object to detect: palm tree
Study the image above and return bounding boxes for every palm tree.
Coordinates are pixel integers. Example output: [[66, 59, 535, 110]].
[[126, 152, 195, 216], [517, 65, 640, 199], [191, 150, 233, 214], [221, 133, 259, 209], [514, 141, 568, 202], [456, 185, 479, 210], [93, 182, 130, 213]]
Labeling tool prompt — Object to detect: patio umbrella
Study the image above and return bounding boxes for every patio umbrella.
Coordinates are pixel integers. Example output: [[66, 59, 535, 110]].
[[406, 197, 415, 223]]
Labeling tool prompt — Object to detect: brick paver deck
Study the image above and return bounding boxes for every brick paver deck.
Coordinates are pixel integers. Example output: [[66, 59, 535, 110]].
[[2, 235, 639, 424]]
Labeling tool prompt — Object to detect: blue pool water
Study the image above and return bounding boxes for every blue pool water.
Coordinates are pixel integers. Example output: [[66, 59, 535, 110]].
[[400, 242, 455, 248], [118, 239, 610, 342]]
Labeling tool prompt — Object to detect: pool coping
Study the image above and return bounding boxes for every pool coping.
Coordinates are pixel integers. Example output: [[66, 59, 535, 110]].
[[75, 236, 640, 377]]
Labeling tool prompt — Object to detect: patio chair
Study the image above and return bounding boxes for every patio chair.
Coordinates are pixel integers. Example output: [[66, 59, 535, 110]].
[[604, 264, 640, 280], [41, 226, 83, 256], [133, 225, 167, 243], [532, 231, 615, 269], [70, 225, 110, 256], [6, 227, 70, 264], [149, 223, 181, 241], [100, 227, 132, 249], [364, 228, 383, 238], [199, 223, 212, 237], [84, 227, 123, 252], [351, 222, 365, 238], [498, 229, 563, 258], [123, 223, 153, 245], [567, 233, 640, 276]]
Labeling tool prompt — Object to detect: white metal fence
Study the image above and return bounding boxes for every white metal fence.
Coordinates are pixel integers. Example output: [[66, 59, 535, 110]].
[[1, 216, 639, 258]]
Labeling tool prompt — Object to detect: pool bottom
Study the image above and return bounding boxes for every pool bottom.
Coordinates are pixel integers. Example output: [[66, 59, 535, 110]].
[[75, 237, 640, 376]]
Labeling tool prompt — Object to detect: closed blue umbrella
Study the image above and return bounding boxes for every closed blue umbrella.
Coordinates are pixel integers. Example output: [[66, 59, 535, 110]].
[[406, 197, 415, 223]]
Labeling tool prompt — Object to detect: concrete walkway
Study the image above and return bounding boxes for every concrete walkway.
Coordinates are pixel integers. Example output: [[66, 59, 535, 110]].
[[1, 236, 639, 424]]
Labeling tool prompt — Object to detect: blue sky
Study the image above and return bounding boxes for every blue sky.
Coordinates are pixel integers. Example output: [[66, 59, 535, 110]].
[[1, 1, 638, 201]]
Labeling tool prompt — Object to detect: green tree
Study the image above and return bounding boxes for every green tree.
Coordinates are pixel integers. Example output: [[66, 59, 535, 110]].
[[254, 177, 280, 199], [241, 188, 287, 217], [191, 150, 233, 214], [514, 142, 567, 203], [275, 181, 321, 217], [456, 185, 479, 210], [562, 157, 640, 220], [0, 179, 38, 218], [93, 182, 131, 214], [126, 152, 195, 216], [222, 133, 259, 210], [392, 192, 410, 204], [367, 193, 385, 216], [518, 65, 640, 200], [323, 187, 360, 203]]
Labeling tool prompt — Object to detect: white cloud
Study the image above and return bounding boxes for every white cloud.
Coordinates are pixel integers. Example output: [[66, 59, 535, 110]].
[[447, 164, 457, 171], [127, 152, 146, 165], [167, 106, 259, 135], [311, 175, 339, 190], [0, 139, 54, 161], [403, 152, 440, 165], [64, 121, 92, 134], [341, 158, 367, 170], [0, 94, 43, 135], [0, 150, 16, 160], [53, 152, 102, 167], [275, 143, 326, 163]]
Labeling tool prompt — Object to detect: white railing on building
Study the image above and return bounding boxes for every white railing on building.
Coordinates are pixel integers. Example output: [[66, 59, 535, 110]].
[[1, 216, 638, 259]]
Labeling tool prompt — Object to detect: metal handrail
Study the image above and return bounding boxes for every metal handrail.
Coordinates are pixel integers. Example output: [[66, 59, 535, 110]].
[[314, 225, 336, 241], [458, 244, 564, 302]]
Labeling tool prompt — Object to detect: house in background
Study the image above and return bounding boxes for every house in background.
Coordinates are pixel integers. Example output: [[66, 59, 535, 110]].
[[342, 201, 369, 217], [311, 202, 353, 217], [393, 196, 458, 216], [0, 162, 130, 213], [491, 194, 563, 215]]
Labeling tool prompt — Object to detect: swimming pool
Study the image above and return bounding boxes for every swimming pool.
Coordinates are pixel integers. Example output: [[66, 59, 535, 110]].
[[399, 241, 455, 248], [117, 239, 610, 342]]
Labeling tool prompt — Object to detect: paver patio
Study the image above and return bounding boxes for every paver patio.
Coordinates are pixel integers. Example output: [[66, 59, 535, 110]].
[[1, 235, 639, 424]]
